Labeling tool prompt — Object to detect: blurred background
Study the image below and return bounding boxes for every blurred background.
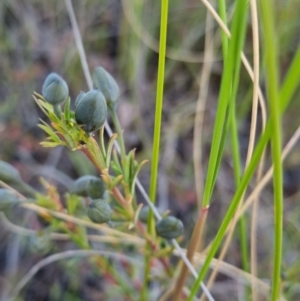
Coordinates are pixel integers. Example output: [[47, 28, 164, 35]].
[[0, 0, 300, 300]]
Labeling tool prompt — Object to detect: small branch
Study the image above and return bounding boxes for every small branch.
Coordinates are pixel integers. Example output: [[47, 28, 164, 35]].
[[172, 207, 209, 300]]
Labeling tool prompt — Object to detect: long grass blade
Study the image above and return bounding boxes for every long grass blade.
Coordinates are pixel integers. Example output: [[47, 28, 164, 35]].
[[259, 1, 282, 299]]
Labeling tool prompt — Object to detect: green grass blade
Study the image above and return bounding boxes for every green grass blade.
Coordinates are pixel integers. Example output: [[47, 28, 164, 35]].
[[279, 46, 300, 109], [217, 0, 228, 58], [148, 0, 169, 205], [259, 1, 282, 299], [203, 0, 248, 207]]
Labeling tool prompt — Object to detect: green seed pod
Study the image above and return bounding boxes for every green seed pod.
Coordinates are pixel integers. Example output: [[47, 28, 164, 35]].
[[87, 199, 112, 224], [0, 189, 21, 211], [92, 67, 120, 109], [87, 177, 106, 199], [139, 206, 163, 223], [0, 160, 22, 184], [71, 175, 99, 197], [155, 216, 184, 239], [75, 91, 86, 107], [42, 73, 69, 106], [75, 90, 107, 133]]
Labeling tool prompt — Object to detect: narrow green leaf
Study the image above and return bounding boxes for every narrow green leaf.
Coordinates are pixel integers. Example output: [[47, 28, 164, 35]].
[[110, 174, 124, 189], [37, 124, 60, 142], [106, 133, 118, 168], [112, 149, 122, 173], [40, 141, 64, 148], [202, 0, 249, 207], [130, 160, 148, 196], [64, 97, 71, 122], [260, 1, 282, 299], [99, 126, 107, 158]]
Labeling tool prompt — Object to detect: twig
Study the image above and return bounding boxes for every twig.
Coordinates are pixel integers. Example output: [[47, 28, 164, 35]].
[[249, 1, 261, 299], [7, 250, 142, 301]]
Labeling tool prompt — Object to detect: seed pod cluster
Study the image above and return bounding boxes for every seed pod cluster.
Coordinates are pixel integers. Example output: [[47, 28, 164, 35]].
[[155, 216, 184, 239], [71, 175, 112, 224]]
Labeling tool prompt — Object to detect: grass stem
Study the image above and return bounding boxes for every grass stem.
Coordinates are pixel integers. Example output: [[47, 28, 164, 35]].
[[259, 1, 283, 299]]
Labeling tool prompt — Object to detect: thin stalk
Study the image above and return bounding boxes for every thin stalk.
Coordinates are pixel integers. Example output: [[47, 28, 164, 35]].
[[172, 8, 214, 301], [141, 1, 169, 300], [193, 4, 214, 209], [219, 0, 250, 276], [217, 0, 228, 58], [202, 0, 248, 208], [230, 103, 249, 275], [249, 0, 261, 300], [109, 108, 131, 184], [172, 207, 209, 300], [148, 0, 169, 205], [80, 147, 130, 211], [110, 108, 126, 158], [259, 1, 283, 300], [16, 182, 39, 198]]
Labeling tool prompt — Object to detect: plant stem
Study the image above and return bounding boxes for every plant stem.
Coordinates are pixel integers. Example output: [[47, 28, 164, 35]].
[[17, 182, 39, 198], [171, 207, 208, 301], [53, 104, 62, 118], [259, 1, 283, 300], [230, 99, 249, 275], [110, 108, 126, 158], [80, 147, 131, 212]]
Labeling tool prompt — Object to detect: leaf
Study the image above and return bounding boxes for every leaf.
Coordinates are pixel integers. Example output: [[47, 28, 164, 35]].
[[110, 161, 122, 175], [112, 149, 122, 172], [130, 160, 148, 196], [40, 141, 64, 148], [38, 124, 60, 142], [98, 126, 106, 159], [134, 203, 143, 226], [106, 133, 118, 168], [87, 137, 106, 169], [51, 123, 75, 149], [48, 110, 61, 123], [110, 174, 123, 189], [64, 97, 71, 122], [128, 149, 136, 179], [66, 193, 82, 215], [33, 95, 50, 116]]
